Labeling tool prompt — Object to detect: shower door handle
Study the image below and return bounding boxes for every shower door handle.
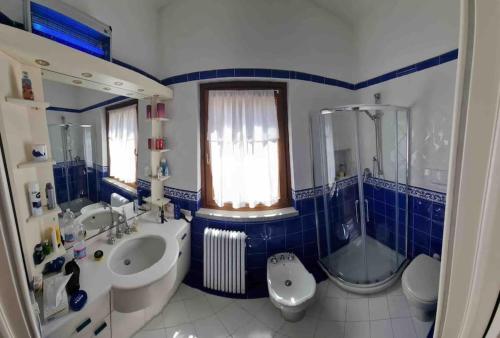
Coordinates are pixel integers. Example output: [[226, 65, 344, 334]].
[[355, 200, 359, 223], [365, 199, 369, 222]]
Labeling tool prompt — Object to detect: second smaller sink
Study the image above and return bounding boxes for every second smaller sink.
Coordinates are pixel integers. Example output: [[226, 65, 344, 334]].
[[108, 235, 166, 276]]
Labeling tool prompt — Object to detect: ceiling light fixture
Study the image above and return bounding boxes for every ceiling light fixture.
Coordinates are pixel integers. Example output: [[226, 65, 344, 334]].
[[35, 59, 50, 66], [72, 80, 82, 85], [138, 89, 144, 92], [81, 72, 92, 78], [114, 81, 123, 86], [103, 87, 110, 91]]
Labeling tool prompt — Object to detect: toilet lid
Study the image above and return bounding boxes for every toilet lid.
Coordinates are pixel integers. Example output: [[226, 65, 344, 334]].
[[403, 254, 440, 303]]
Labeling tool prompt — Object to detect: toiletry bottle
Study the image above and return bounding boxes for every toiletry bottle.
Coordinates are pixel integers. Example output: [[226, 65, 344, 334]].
[[45, 183, 56, 210], [62, 209, 76, 243], [22, 71, 34, 100], [157, 166, 163, 180], [73, 222, 86, 259], [51, 225, 58, 252], [28, 182, 43, 216], [160, 158, 169, 177]]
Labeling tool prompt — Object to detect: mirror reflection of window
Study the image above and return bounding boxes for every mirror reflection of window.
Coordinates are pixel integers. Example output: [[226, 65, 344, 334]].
[[106, 102, 138, 186]]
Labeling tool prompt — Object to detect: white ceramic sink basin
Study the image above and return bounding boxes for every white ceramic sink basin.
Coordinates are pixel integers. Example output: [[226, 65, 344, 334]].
[[107, 232, 178, 313], [108, 235, 166, 275]]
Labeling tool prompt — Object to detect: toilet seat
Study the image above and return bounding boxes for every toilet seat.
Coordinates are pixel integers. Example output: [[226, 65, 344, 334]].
[[402, 254, 440, 304]]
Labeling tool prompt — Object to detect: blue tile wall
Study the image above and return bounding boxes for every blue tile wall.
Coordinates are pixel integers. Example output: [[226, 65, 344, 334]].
[[184, 200, 327, 299], [53, 161, 98, 204], [364, 177, 446, 259]]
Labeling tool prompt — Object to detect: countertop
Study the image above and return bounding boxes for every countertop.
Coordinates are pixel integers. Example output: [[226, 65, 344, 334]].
[[40, 211, 189, 337]]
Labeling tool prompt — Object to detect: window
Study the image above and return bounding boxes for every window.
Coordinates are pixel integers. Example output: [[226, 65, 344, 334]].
[[200, 82, 291, 210], [106, 100, 138, 185]]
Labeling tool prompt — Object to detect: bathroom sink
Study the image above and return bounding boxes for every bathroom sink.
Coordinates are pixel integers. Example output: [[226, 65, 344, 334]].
[[107, 231, 178, 313], [108, 235, 166, 275]]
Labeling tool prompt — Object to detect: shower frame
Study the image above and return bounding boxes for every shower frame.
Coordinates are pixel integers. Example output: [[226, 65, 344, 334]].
[[311, 104, 411, 294]]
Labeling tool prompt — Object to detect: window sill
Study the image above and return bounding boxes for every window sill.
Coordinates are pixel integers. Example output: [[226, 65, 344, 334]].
[[196, 207, 298, 222], [102, 177, 137, 196]]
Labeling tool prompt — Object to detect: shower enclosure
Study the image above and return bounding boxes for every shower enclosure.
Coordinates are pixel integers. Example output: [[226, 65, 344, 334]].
[[48, 120, 97, 214], [311, 103, 410, 293]]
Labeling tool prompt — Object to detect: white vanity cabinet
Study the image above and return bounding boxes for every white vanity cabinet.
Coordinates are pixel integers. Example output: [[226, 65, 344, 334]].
[[44, 292, 110, 338]]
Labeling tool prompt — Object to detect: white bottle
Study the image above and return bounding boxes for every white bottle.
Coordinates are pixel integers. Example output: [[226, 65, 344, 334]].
[[28, 182, 43, 216], [62, 209, 76, 243], [73, 222, 86, 259]]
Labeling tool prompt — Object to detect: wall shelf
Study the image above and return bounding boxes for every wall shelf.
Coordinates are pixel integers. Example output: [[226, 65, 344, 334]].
[[26, 205, 61, 223], [147, 117, 170, 122], [143, 196, 171, 207], [5, 97, 50, 110], [148, 149, 170, 153], [17, 158, 55, 169], [148, 175, 170, 182]]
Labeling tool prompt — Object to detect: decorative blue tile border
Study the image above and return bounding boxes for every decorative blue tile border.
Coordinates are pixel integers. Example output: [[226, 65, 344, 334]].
[[292, 175, 358, 200], [365, 176, 446, 204]]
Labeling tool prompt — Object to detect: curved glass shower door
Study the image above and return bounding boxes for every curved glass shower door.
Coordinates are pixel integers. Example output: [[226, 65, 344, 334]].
[[312, 105, 409, 290]]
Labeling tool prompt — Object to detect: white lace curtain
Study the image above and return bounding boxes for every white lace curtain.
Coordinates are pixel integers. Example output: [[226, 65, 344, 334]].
[[207, 90, 280, 208], [108, 104, 137, 183]]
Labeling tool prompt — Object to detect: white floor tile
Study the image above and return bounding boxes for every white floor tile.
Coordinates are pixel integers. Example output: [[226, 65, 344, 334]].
[[387, 295, 411, 318], [391, 318, 417, 338], [316, 280, 329, 298], [163, 301, 190, 328], [385, 281, 404, 297], [133, 328, 167, 338], [179, 284, 206, 301], [255, 300, 286, 331], [184, 297, 215, 322], [193, 315, 229, 338], [306, 296, 323, 319], [369, 297, 390, 320], [216, 302, 253, 334], [165, 323, 198, 338], [232, 318, 274, 338], [143, 314, 164, 331], [370, 319, 394, 338], [205, 294, 233, 313], [412, 316, 434, 338], [326, 282, 348, 298], [321, 297, 347, 321], [278, 316, 318, 338], [346, 298, 370, 321], [345, 321, 370, 338], [314, 320, 345, 338], [235, 298, 266, 314]]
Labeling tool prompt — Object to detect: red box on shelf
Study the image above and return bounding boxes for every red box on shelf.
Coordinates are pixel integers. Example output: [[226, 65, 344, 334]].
[[157, 103, 166, 118], [146, 105, 152, 119]]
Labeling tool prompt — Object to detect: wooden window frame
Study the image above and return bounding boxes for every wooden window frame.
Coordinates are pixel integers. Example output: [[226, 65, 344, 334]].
[[105, 99, 139, 188], [200, 81, 291, 211]]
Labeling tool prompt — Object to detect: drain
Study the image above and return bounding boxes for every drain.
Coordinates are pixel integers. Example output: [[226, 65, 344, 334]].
[[123, 258, 131, 266], [285, 280, 292, 287]]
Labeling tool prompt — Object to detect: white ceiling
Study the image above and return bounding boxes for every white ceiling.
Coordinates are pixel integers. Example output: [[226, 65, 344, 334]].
[[155, 0, 393, 26]]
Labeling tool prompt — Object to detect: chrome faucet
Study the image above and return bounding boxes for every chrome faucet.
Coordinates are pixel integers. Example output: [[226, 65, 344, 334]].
[[121, 208, 131, 235], [100, 201, 118, 244]]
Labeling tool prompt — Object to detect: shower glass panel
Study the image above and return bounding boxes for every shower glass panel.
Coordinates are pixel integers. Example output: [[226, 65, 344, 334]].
[[312, 105, 409, 292], [48, 124, 97, 214]]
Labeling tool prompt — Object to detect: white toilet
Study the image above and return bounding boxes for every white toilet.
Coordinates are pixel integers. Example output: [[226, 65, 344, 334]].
[[267, 252, 316, 322], [402, 254, 441, 321]]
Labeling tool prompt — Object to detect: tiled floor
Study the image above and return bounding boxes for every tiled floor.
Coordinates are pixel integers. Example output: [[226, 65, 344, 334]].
[[133, 280, 433, 338]]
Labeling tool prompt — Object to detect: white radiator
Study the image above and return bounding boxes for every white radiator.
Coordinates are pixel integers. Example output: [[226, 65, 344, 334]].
[[203, 228, 247, 294]]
